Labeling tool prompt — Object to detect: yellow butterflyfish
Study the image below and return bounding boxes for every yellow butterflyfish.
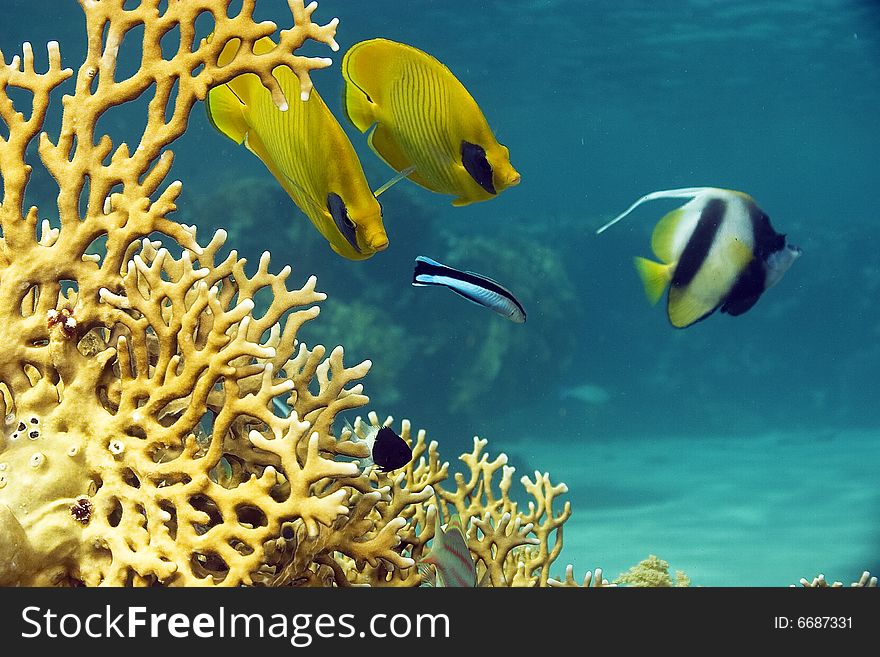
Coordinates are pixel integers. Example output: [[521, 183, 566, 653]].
[[341, 38, 520, 207], [205, 37, 387, 260]]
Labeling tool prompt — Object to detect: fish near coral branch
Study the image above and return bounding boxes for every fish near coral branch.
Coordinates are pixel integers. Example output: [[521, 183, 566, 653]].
[[0, 0, 380, 587], [280, 0, 340, 102], [36, 0, 339, 263]]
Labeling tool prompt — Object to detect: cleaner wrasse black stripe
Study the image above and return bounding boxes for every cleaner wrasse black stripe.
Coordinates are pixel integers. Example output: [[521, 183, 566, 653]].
[[412, 256, 526, 323]]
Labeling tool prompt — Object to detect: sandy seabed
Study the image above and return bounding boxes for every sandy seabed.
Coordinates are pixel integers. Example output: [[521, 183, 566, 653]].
[[498, 428, 879, 586]]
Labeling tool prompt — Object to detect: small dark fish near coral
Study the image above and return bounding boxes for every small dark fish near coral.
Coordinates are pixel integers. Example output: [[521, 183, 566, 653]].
[[596, 187, 801, 328], [412, 256, 526, 323], [345, 420, 412, 473]]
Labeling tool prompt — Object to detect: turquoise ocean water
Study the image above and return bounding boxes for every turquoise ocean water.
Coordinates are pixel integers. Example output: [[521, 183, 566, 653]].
[[3, 0, 878, 585]]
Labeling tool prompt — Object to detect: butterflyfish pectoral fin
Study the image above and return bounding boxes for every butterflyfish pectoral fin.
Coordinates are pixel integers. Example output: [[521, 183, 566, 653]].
[[373, 164, 418, 198], [634, 257, 673, 305], [366, 124, 432, 189], [596, 187, 717, 234]]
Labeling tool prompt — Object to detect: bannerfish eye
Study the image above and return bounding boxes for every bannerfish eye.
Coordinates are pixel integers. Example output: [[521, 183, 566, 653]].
[[461, 141, 496, 195], [327, 192, 360, 253]]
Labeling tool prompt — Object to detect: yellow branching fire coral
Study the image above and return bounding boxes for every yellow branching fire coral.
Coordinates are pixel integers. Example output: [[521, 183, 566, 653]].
[[0, 0, 581, 587]]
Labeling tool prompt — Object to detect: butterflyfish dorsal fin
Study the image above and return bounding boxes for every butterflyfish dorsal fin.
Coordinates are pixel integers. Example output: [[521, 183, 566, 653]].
[[213, 37, 277, 106], [367, 127, 438, 194], [251, 36, 278, 56], [205, 36, 250, 143], [651, 207, 687, 263], [634, 257, 673, 305], [596, 187, 716, 234], [367, 125, 431, 188]]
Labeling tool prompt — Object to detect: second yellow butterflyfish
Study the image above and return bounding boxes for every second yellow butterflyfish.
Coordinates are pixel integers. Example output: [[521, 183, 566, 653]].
[[205, 37, 387, 260], [341, 38, 520, 207]]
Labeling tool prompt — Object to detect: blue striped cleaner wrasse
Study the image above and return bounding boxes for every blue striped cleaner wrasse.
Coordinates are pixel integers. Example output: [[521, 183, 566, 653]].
[[205, 36, 388, 260], [341, 38, 521, 206], [596, 187, 802, 329], [413, 256, 527, 323], [418, 512, 477, 587]]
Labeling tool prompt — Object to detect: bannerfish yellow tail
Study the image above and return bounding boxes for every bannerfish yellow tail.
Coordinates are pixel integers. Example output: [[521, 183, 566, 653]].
[[634, 257, 674, 305], [205, 36, 387, 260], [341, 38, 520, 207], [602, 188, 801, 328]]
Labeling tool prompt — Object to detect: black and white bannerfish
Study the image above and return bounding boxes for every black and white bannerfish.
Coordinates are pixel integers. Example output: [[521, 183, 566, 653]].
[[596, 187, 802, 329], [344, 419, 413, 473], [412, 256, 527, 323]]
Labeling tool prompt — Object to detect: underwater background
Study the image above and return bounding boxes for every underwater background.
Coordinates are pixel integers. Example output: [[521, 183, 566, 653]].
[[4, 0, 878, 585]]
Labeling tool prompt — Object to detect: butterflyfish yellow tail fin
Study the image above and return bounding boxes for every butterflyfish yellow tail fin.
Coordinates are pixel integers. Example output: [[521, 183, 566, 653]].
[[342, 77, 377, 132], [341, 41, 386, 133], [205, 83, 249, 145], [651, 207, 686, 263], [373, 164, 418, 197], [596, 187, 716, 234], [205, 35, 283, 144], [634, 256, 673, 305]]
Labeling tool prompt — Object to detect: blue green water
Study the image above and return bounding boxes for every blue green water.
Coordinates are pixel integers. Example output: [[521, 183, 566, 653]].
[[3, 0, 878, 585]]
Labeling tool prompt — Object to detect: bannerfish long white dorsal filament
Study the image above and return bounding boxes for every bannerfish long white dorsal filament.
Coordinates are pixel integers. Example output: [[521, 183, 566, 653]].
[[596, 187, 715, 234]]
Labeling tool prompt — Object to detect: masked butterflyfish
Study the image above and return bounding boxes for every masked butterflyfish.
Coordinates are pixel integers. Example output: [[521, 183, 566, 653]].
[[597, 187, 802, 329], [341, 38, 521, 206], [413, 256, 527, 323], [205, 36, 387, 260]]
